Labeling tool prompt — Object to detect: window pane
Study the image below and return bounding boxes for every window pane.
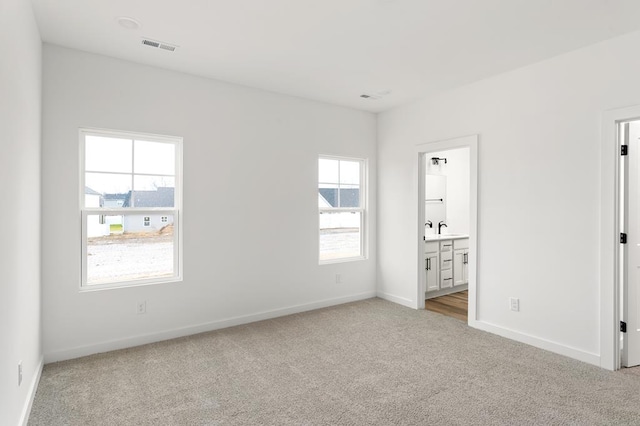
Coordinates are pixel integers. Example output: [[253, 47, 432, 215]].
[[133, 175, 175, 191], [319, 184, 338, 208], [129, 181, 175, 208], [339, 185, 360, 208], [319, 212, 361, 261], [86, 214, 174, 285], [85, 135, 132, 173], [319, 158, 338, 183], [134, 140, 175, 175], [85, 173, 132, 208], [339, 160, 360, 185]]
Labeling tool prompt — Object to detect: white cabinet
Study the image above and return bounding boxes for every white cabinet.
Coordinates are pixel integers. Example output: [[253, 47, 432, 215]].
[[425, 241, 439, 292], [426, 237, 469, 297], [453, 238, 469, 286]]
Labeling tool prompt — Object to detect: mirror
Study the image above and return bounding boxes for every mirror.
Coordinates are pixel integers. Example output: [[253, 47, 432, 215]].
[[425, 174, 446, 235]]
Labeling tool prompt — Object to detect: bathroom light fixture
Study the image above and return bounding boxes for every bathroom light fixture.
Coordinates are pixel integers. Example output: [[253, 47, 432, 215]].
[[431, 157, 447, 165], [117, 17, 141, 30]]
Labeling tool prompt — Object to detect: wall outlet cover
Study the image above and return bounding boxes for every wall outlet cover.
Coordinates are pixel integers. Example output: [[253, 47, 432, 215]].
[[509, 297, 520, 312]]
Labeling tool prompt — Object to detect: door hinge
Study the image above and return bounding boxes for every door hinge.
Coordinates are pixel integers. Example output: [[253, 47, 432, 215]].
[[621, 321, 627, 333], [622, 145, 628, 156], [621, 233, 627, 244]]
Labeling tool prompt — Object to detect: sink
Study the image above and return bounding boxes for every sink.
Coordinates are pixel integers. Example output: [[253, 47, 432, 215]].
[[425, 233, 467, 240]]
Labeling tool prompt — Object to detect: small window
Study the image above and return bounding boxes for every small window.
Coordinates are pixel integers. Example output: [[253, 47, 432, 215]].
[[80, 129, 182, 289], [318, 156, 366, 263]]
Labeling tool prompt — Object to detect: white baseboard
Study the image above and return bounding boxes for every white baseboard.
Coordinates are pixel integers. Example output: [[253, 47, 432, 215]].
[[472, 320, 600, 367], [45, 291, 377, 363], [376, 291, 415, 309], [20, 356, 43, 426]]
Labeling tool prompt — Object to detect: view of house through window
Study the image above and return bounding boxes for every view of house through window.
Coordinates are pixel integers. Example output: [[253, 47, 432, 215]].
[[81, 129, 182, 287], [318, 156, 365, 262]]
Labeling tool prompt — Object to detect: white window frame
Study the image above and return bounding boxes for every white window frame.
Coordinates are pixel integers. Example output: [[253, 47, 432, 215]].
[[79, 128, 183, 290], [318, 155, 367, 264]]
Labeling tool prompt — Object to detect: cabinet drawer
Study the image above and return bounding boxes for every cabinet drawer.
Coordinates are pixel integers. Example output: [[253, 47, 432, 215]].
[[425, 241, 439, 254], [440, 250, 452, 269], [454, 238, 469, 250], [440, 240, 453, 252], [440, 268, 453, 288]]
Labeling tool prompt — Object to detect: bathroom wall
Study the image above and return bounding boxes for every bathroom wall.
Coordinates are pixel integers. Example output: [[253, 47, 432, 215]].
[[425, 147, 470, 235]]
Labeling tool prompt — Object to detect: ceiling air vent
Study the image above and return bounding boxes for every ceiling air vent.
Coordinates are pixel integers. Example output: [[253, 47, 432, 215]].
[[141, 38, 178, 52], [359, 89, 391, 100]]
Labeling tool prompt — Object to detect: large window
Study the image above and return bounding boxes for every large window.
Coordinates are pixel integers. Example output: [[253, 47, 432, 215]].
[[80, 129, 182, 289], [318, 156, 366, 262]]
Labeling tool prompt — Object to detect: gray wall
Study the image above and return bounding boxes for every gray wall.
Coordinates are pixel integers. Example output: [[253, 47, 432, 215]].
[[0, 0, 42, 424], [41, 44, 377, 361], [377, 29, 640, 365]]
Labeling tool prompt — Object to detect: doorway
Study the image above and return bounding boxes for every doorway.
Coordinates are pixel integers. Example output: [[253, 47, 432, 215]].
[[619, 119, 640, 367], [416, 135, 478, 326], [423, 147, 470, 321], [601, 104, 640, 371]]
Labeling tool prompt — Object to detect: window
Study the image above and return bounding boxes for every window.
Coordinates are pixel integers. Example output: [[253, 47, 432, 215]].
[[80, 129, 182, 288], [318, 156, 366, 262]]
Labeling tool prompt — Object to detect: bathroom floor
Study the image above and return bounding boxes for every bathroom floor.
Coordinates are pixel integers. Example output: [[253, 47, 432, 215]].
[[425, 290, 468, 321]]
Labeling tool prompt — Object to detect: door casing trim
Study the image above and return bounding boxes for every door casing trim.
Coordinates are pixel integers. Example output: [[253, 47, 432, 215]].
[[415, 134, 478, 327], [600, 105, 640, 370]]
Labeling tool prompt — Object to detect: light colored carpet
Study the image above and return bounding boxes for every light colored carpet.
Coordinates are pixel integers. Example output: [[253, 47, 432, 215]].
[[29, 298, 640, 425]]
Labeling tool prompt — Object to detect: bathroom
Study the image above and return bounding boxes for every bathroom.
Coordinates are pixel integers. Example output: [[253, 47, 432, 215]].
[[424, 147, 470, 320]]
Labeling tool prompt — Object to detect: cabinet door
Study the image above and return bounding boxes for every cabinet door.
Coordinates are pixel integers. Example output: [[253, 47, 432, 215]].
[[462, 249, 469, 284], [425, 253, 439, 292], [453, 249, 466, 286], [453, 249, 469, 286]]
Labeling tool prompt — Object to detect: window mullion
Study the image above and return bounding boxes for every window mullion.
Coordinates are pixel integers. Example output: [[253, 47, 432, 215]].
[[337, 160, 341, 208]]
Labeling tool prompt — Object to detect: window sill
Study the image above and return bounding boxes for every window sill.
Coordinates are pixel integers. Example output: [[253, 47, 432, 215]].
[[319, 256, 367, 265], [79, 276, 182, 292]]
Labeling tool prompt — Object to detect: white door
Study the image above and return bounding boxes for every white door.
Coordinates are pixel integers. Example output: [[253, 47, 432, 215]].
[[624, 120, 640, 367]]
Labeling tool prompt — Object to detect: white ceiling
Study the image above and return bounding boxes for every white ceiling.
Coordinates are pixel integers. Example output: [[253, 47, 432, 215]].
[[31, 0, 640, 112]]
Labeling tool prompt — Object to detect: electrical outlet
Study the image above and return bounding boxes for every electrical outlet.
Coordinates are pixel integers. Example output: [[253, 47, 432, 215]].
[[335, 274, 342, 284], [137, 301, 147, 315], [509, 297, 520, 312], [18, 361, 22, 386]]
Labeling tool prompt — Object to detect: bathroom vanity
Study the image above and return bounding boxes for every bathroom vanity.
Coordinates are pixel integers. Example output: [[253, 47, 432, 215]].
[[425, 235, 469, 299]]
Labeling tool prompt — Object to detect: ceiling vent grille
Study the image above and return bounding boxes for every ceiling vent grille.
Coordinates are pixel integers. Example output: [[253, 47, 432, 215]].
[[359, 90, 391, 100], [141, 38, 178, 52]]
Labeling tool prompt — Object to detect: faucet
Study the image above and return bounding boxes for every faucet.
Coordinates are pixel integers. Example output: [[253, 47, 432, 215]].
[[438, 221, 448, 235], [425, 221, 432, 228]]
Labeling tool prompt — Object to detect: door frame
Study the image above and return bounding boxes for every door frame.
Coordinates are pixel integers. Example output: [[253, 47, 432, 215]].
[[416, 134, 478, 326], [600, 105, 640, 370]]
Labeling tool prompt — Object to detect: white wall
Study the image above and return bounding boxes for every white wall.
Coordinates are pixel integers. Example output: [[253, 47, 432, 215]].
[[425, 148, 470, 235], [0, 0, 42, 424], [378, 30, 640, 365], [41, 45, 377, 361]]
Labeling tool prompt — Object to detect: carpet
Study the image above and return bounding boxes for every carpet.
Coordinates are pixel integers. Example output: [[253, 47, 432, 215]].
[[29, 298, 640, 425]]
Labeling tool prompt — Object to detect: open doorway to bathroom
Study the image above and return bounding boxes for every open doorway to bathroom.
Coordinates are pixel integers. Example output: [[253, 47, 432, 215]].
[[423, 148, 471, 321], [416, 135, 477, 325]]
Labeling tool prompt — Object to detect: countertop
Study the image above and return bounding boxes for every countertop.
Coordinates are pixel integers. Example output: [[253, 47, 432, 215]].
[[425, 234, 469, 241]]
